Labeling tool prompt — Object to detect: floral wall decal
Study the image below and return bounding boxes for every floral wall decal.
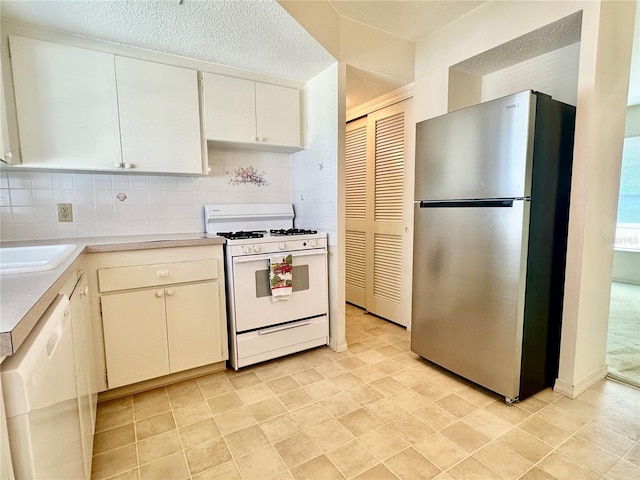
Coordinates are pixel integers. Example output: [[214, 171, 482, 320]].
[[228, 166, 270, 187]]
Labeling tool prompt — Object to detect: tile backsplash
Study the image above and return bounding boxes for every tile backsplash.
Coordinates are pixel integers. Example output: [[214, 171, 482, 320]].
[[0, 149, 292, 241]]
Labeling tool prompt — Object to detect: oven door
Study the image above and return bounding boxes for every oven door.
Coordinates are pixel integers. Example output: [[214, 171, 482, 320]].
[[231, 249, 328, 332]]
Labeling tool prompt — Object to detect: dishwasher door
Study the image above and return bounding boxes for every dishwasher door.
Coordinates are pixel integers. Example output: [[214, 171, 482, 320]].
[[1, 295, 85, 479], [70, 274, 98, 480]]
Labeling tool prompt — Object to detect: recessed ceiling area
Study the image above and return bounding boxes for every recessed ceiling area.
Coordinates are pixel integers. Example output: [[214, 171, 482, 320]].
[[452, 12, 583, 76]]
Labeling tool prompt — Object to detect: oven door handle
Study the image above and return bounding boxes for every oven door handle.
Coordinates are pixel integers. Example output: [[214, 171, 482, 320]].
[[258, 321, 312, 335], [232, 249, 326, 264], [233, 254, 273, 264], [291, 250, 327, 258]]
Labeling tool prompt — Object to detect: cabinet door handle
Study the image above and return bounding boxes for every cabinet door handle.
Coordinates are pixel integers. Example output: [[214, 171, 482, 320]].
[[80, 286, 89, 296], [113, 162, 122, 168], [157, 269, 169, 278], [166, 289, 174, 296], [123, 163, 132, 169], [156, 290, 164, 298]]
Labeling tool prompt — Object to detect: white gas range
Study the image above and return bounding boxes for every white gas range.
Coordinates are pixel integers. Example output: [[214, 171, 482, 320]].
[[204, 204, 329, 370]]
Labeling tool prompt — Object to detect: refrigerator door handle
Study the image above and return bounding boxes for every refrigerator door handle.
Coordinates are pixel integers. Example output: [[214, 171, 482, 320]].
[[419, 199, 515, 208]]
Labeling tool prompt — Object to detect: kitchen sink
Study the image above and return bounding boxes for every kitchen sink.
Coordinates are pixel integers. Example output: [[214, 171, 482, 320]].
[[0, 244, 77, 275]]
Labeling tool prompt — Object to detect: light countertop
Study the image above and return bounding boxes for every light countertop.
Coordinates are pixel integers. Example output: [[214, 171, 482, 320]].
[[0, 233, 225, 357]]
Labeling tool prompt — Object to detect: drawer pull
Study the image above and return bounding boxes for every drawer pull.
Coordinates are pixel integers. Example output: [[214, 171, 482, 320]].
[[258, 321, 311, 335], [157, 269, 169, 278], [155, 291, 164, 298]]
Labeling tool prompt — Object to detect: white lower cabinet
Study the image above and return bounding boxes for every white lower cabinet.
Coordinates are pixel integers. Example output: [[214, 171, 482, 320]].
[[101, 289, 170, 389], [90, 245, 228, 390], [102, 281, 223, 388], [0, 359, 15, 480], [165, 282, 224, 373]]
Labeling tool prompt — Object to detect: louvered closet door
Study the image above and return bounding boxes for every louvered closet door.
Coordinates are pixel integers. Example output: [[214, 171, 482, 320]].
[[345, 117, 367, 308], [345, 100, 413, 327], [366, 102, 411, 326]]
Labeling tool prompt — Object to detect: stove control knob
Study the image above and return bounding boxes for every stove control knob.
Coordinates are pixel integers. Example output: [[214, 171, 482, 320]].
[[279, 243, 286, 250], [310, 240, 317, 247], [242, 245, 251, 254], [253, 245, 261, 252]]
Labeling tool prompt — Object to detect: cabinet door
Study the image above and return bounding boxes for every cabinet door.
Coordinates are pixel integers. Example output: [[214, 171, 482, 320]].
[[101, 290, 169, 388], [9, 36, 121, 170], [0, 74, 11, 164], [255, 82, 301, 148], [202, 72, 255, 143], [0, 373, 14, 480], [0, 34, 14, 165], [165, 281, 227, 373], [115, 56, 204, 174]]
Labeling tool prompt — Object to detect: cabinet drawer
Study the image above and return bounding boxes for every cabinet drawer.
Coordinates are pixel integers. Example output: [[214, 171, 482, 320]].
[[98, 259, 218, 292]]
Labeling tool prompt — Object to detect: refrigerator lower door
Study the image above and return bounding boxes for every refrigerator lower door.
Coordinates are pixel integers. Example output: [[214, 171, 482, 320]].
[[411, 200, 530, 400]]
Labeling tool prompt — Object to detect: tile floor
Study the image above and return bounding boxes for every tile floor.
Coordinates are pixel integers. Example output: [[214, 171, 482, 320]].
[[607, 282, 640, 388], [91, 304, 640, 480]]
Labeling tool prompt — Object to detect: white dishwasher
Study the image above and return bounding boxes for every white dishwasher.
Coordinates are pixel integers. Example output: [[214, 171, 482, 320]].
[[1, 295, 85, 479]]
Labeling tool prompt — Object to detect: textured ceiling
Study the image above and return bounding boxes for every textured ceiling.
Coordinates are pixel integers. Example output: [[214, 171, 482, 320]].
[[329, 0, 486, 41], [2, 1, 637, 107], [0, 0, 336, 82]]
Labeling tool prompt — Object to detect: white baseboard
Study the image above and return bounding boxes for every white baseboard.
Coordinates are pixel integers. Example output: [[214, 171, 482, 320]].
[[554, 365, 608, 398], [329, 337, 348, 353]]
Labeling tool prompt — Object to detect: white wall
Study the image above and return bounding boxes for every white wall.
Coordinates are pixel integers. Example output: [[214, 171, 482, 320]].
[[414, 0, 637, 397], [613, 250, 640, 284], [481, 43, 580, 106], [0, 148, 291, 241], [292, 62, 347, 352]]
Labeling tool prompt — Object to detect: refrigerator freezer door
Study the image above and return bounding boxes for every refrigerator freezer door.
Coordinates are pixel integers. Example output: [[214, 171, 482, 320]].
[[415, 91, 536, 201], [411, 200, 530, 400]]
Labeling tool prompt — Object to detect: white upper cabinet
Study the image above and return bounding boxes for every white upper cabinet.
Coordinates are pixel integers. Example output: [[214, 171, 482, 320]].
[[0, 24, 14, 165], [202, 72, 302, 152], [255, 82, 301, 149], [0, 76, 11, 164], [8, 36, 205, 174], [202, 73, 256, 144], [10, 35, 121, 170], [115, 56, 204, 174]]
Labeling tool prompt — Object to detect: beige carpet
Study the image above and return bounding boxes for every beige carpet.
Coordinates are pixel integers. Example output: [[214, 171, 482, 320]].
[[606, 282, 640, 387]]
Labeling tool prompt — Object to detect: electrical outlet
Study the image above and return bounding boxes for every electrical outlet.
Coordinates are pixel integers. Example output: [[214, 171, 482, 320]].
[[57, 203, 73, 222]]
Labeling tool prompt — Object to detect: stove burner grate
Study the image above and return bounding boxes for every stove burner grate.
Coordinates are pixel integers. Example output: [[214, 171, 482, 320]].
[[217, 231, 265, 240], [270, 228, 318, 236]]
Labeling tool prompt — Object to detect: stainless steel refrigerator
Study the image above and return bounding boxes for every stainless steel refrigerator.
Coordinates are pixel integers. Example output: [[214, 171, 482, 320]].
[[411, 91, 576, 403]]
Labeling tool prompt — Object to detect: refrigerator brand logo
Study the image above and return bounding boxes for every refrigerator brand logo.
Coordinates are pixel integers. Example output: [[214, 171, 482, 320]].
[[506, 103, 520, 109]]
